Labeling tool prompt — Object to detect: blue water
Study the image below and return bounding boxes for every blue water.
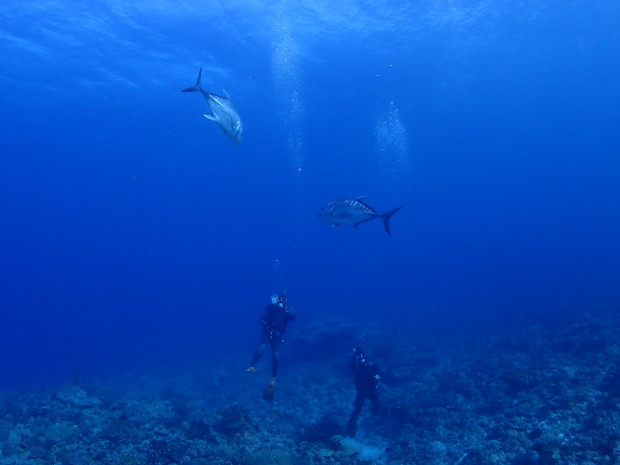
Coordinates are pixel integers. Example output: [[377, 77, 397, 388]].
[[1, 0, 618, 387]]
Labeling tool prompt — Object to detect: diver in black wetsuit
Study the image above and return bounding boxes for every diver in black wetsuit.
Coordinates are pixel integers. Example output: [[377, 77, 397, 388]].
[[246, 293, 295, 401], [345, 347, 382, 438]]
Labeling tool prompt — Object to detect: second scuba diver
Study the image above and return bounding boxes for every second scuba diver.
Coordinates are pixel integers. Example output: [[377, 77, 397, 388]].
[[345, 347, 382, 438]]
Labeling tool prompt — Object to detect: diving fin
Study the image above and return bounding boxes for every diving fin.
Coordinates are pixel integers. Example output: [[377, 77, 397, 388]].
[[262, 377, 277, 402], [345, 417, 357, 438]]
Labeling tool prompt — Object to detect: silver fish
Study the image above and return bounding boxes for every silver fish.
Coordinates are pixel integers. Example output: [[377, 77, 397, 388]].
[[318, 197, 402, 235], [182, 67, 243, 145]]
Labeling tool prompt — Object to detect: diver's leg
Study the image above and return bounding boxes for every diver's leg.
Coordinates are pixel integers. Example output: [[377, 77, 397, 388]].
[[261, 338, 281, 401], [351, 392, 365, 418], [248, 334, 269, 371], [270, 338, 282, 378], [369, 392, 381, 413], [345, 392, 365, 437], [250, 344, 266, 366]]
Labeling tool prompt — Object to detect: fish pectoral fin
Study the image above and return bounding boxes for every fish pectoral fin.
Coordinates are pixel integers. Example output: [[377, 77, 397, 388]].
[[204, 114, 217, 121], [223, 89, 231, 100]]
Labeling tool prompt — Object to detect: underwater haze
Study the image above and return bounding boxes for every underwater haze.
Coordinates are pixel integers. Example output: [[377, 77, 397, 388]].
[[1, 0, 619, 389]]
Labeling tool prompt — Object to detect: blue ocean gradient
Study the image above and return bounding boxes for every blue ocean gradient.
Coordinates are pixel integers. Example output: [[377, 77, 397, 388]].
[[1, 0, 619, 387]]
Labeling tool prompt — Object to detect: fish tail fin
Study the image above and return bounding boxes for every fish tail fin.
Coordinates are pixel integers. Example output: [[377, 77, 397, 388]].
[[381, 206, 402, 235], [182, 67, 203, 92]]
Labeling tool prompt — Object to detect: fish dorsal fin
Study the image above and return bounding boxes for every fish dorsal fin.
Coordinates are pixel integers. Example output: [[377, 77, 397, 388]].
[[223, 89, 231, 100], [354, 196, 366, 201]]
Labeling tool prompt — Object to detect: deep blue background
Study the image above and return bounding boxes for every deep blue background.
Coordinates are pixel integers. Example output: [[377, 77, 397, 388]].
[[1, 0, 619, 386]]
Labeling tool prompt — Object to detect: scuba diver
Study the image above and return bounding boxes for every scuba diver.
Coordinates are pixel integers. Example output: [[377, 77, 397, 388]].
[[345, 347, 382, 438], [246, 293, 295, 401]]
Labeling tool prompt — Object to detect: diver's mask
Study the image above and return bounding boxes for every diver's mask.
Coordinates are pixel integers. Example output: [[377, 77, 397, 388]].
[[271, 294, 287, 308], [353, 347, 367, 365]]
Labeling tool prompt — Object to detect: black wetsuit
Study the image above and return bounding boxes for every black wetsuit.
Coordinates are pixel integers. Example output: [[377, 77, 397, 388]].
[[345, 354, 382, 438], [249, 303, 295, 377]]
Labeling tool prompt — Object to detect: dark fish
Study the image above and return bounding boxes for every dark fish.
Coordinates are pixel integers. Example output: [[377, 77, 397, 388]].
[[318, 197, 402, 235]]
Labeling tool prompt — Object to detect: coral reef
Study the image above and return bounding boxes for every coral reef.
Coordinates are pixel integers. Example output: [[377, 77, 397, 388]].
[[0, 305, 618, 465]]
